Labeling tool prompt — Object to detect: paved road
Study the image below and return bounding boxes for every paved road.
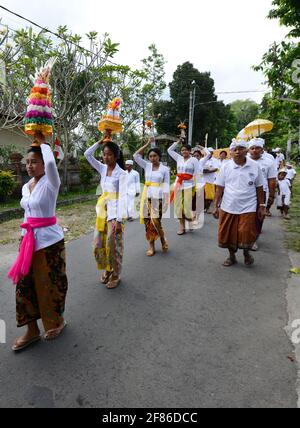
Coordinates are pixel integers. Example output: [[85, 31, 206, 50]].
[[0, 213, 298, 408]]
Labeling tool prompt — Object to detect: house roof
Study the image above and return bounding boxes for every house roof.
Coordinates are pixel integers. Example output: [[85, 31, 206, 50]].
[[155, 134, 177, 142]]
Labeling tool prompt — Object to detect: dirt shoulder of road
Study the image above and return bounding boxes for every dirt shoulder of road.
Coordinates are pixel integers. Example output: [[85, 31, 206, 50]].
[[0, 200, 96, 247]]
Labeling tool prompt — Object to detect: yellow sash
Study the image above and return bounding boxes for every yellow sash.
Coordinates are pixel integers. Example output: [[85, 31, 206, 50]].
[[140, 182, 161, 224], [96, 192, 119, 232]]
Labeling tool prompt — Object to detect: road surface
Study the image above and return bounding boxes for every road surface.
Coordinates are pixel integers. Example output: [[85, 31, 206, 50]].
[[0, 213, 298, 408]]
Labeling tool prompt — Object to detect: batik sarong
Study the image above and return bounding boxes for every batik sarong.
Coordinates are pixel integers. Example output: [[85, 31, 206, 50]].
[[16, 239, 68, 331], [218, 210, 257, 252], [94, 192, 124, 276]]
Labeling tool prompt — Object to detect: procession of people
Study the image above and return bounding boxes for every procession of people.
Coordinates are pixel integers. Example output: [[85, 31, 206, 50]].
[[5, 61, 297, 353]]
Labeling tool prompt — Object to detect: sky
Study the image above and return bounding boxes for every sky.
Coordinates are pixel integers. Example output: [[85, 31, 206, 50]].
[[0, 0, 288, 104]]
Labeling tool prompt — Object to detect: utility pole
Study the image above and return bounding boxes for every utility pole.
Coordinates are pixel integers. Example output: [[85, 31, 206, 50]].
[[142, 94, 146, 140], [188, 81, 196, 146]]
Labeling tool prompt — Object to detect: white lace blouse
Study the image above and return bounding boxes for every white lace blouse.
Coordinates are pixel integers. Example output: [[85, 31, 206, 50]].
[[84, 143, 127, 222], [21, 144, 64, 252], [133, 154, 170, 199], [168, 142, 199, 189]]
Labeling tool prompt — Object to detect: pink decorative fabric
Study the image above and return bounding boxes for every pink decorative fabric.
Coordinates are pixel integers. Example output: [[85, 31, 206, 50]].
[[8, 217, 57, 285]]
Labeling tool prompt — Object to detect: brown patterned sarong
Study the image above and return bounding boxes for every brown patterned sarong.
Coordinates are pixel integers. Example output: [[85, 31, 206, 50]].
[[144, 199, 165, 243], [218, 210, 257, 252], [16, 240, 68, 331], [94, 221, 124, 276]]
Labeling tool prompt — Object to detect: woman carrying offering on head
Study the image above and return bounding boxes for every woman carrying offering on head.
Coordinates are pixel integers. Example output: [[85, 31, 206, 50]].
[[134, 138, 170, 257]]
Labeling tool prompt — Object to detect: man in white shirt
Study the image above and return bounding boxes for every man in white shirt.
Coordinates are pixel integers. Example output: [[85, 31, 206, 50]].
[[286, 164, 297, 198], [248, 138, 277, 249], [263, 149, 276, 164], [275, 148, 285, 170], [213, 140, 265, 267], [125, 160, 140, 221], [218, 150, 229, 168], [203, 148, 220, 212], [286, 164, 297, 181]]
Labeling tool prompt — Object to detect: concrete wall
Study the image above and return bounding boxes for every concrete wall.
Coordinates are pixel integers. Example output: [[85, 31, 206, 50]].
[[0, 128, 30, 153], [3, 161, 99, 198]]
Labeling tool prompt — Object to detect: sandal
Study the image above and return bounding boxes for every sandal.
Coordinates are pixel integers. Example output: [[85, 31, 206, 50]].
[[107, 277, 121, 289], [44, 321, 67, 341], [244, 255, 254, 266], [223, 258, 237, 267], [146, 249, 156, 257], [12, 335, 41, 352], [177, 230, 186, 236], [101, 271, 112, 284], [162, 240, 169, 253]]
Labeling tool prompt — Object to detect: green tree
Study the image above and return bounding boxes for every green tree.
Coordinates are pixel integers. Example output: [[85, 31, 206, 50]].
[[154, 100, 178, 136], [0, 25, 119, 191], [254, 1, 300, 152], [229, 99, 259, 133], [268, 0, 300, 37], [79, 156, 94, 188], [155, 62, 234, 147], [85, 44, 166, 142], [141, 44, 167, 119]]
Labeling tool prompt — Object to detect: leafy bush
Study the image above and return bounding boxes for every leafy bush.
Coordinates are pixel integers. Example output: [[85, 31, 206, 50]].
[[0, 171, 17, 202], [79, 157, 94, 188]]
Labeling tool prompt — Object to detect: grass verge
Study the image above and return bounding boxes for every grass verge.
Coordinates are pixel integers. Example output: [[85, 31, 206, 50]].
[[284, 168, 300, 252], [0, 188, 96, 212], [0, 200, 96, 246]]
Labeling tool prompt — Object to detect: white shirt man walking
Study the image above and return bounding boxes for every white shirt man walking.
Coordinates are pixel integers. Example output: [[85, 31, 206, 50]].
[[125, 160, 141, 221], [213, 141, 265, 267], [203, 148, 220, 212], [275, 148, 285, 170], [248, 138, 277, 249]]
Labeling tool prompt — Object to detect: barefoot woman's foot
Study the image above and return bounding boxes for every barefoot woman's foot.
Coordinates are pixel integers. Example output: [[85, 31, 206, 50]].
[[44, 321, 67, 341]]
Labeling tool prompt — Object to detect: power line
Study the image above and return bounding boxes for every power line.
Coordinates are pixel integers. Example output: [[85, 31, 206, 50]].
[[216, 90, 268, 95], [0, 5, 273, 100], [0, 4, 118, 65]]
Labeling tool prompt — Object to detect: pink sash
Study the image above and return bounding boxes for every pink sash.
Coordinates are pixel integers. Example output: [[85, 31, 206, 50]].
[[8, 217, 57, 285]]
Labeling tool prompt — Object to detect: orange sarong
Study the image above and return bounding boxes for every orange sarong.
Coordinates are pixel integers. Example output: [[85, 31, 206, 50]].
[[218, 210, 257, 252]]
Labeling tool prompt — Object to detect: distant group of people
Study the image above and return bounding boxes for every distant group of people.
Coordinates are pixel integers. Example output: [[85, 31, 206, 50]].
[[7, 131, 297, 353]]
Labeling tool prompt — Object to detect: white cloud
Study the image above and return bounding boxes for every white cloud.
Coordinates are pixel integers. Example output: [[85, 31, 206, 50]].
[[0, 0, 288, 103]]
